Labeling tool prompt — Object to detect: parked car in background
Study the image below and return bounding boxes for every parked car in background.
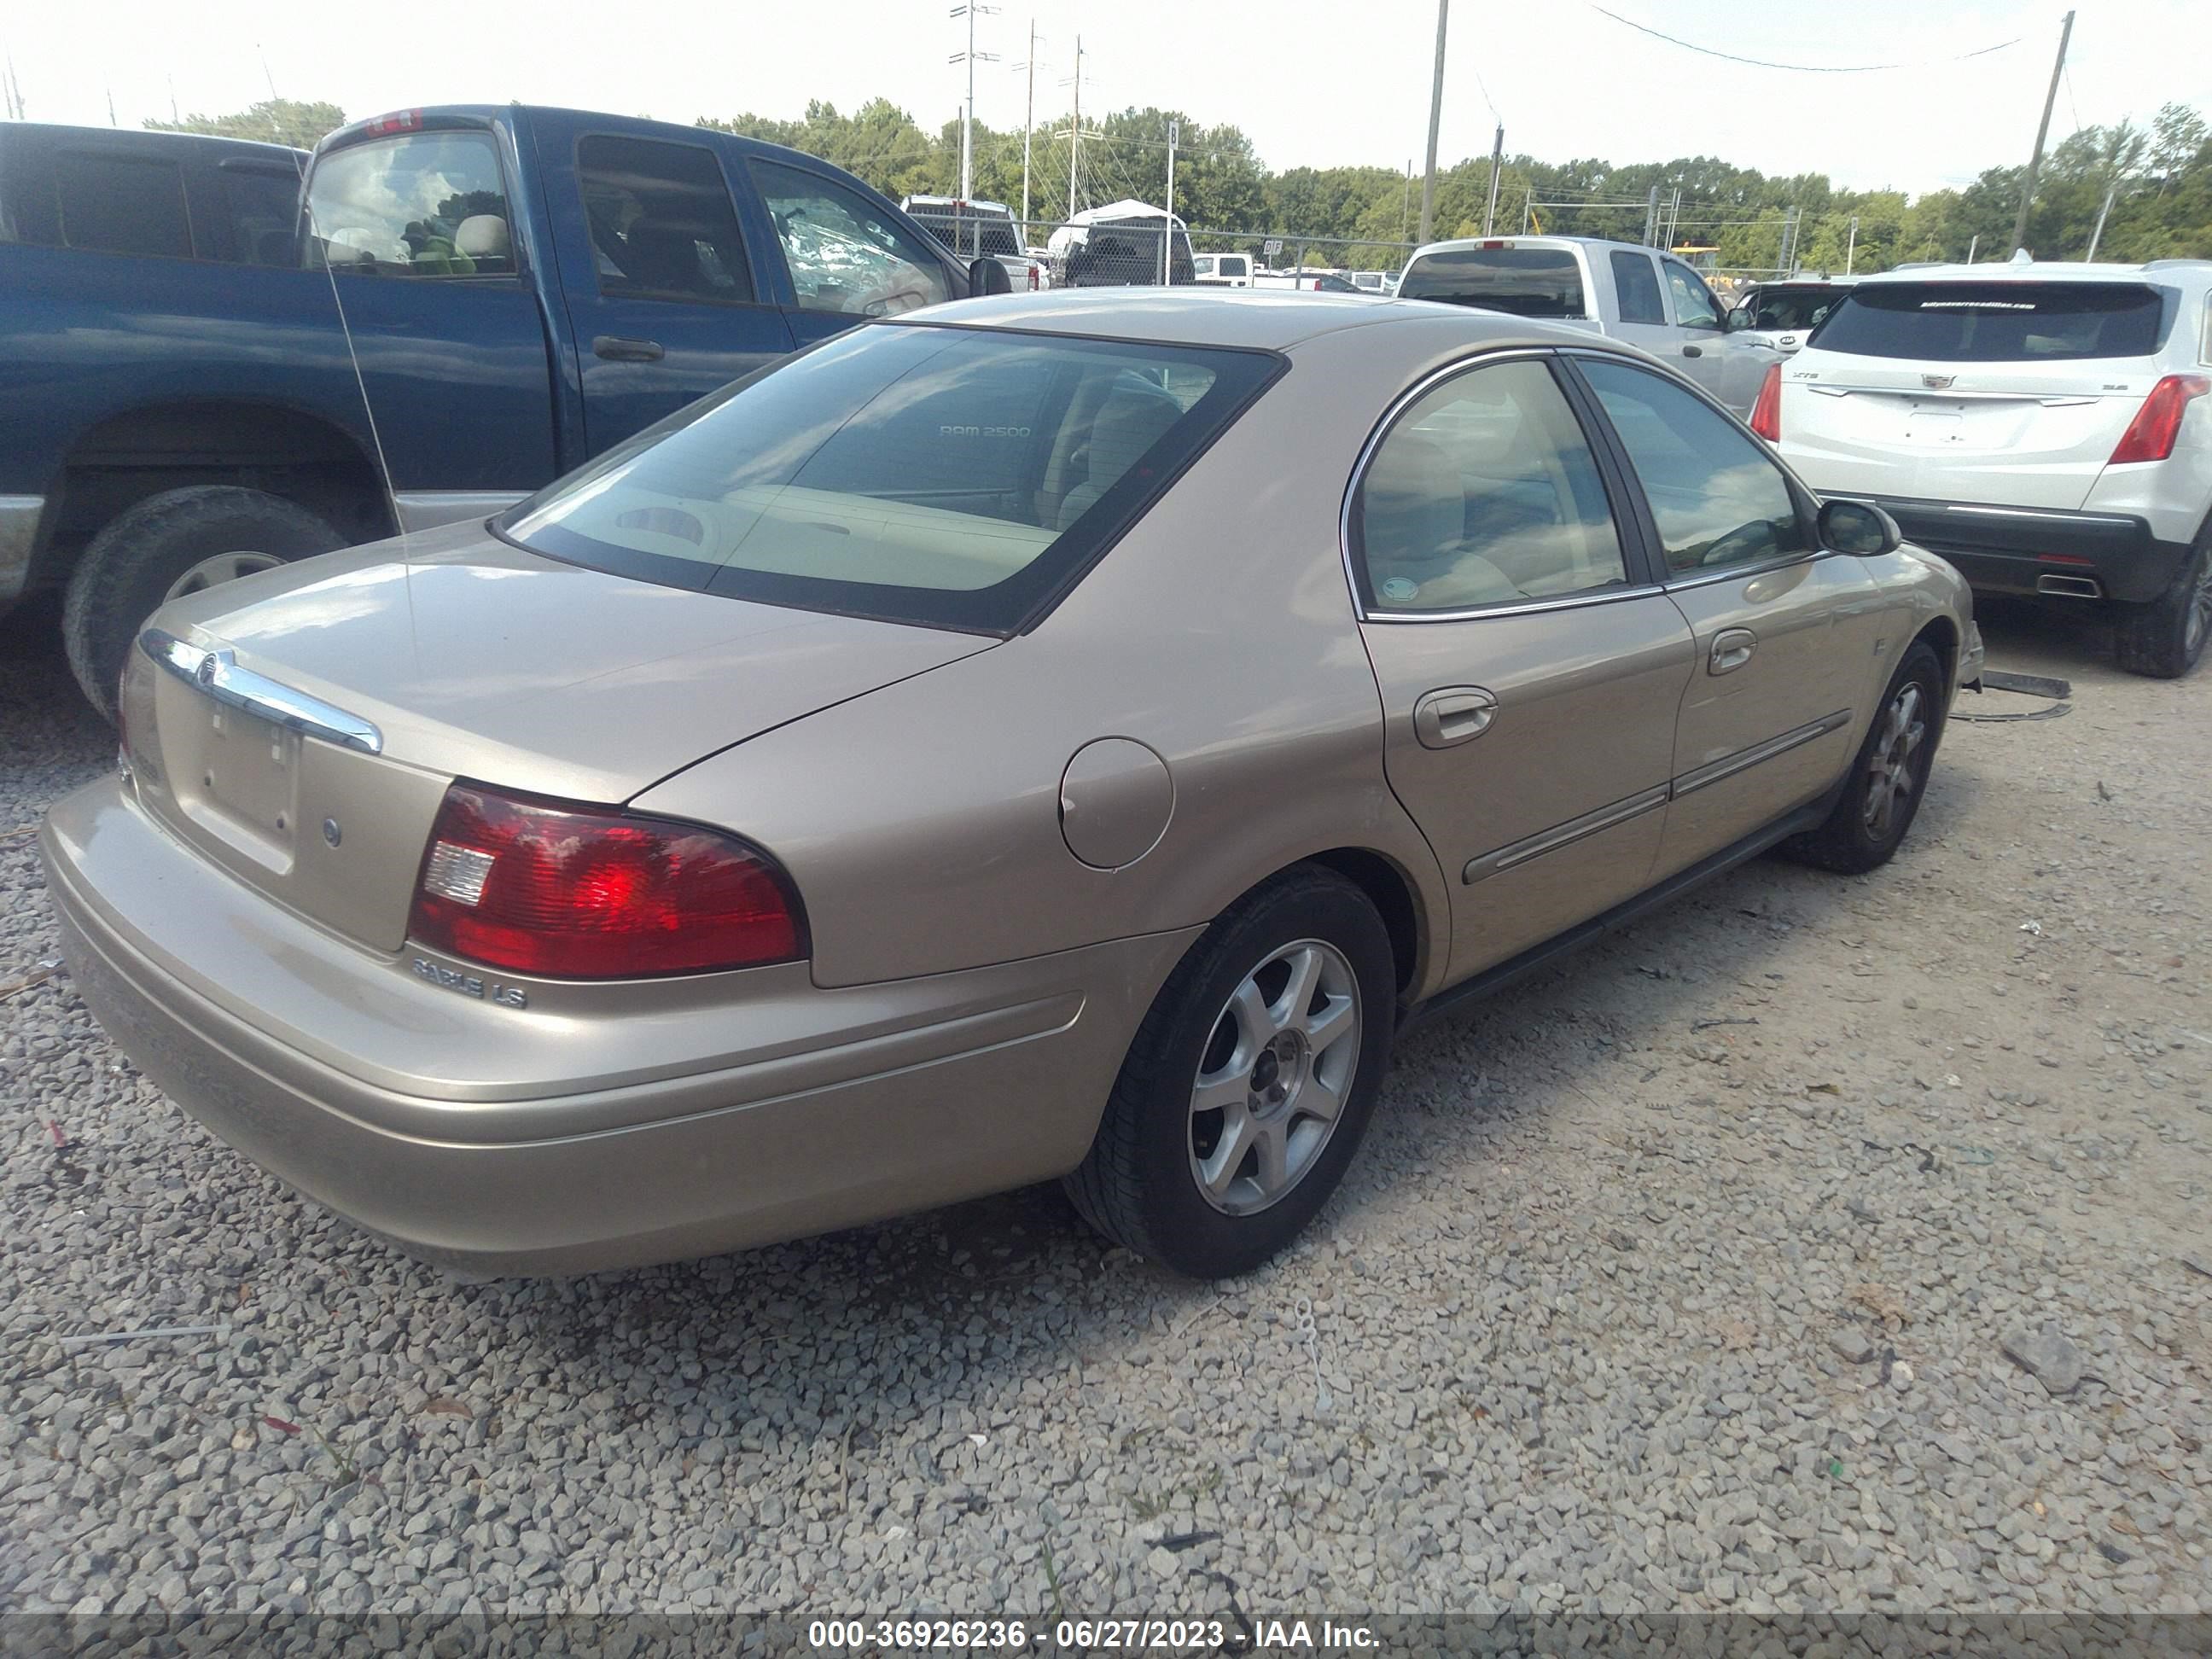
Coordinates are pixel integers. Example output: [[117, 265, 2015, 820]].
[[1733, 275, 1859, 354], [899, 195, 1046, 290], [1049, 200, 1195, 287], [1765, 258, 2212, 677], [1193, 252, 1253, 287], [0, 105, 1004, 718], [45, 290, 1976, 1281], [1351, 271, 1389, 294], [1397, 235, 1781, 415]]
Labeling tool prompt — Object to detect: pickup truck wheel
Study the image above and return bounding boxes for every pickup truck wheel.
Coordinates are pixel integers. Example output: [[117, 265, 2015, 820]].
[[63, 486, 343, 721], [2113, 533, 2212, 680], [1063, 866, 1395, 1279]]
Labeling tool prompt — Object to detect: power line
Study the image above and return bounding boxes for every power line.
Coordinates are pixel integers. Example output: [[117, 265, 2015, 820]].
[[1588, 5, 2021, 73]]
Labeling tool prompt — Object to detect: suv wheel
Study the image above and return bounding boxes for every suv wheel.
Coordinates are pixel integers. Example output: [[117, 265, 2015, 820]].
[[1064, 866, 1396, 1278], [2115, 533, 2212, 679]]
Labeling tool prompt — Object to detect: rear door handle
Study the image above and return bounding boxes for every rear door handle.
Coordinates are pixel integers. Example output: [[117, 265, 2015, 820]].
[[1412, 686, 1498, 748], [593, 335, 666, 363], [1708, 628, 1757, 675], [1681, 344, 1704, 358]]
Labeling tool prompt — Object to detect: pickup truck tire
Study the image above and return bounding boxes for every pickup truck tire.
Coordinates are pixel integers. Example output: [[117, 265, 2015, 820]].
[[63, 486, 344, 721], [2113, 533, 2212, 680]]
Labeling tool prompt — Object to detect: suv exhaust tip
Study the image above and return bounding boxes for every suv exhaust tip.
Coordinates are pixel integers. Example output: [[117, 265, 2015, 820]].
[[2035, 572, 2104, 600]]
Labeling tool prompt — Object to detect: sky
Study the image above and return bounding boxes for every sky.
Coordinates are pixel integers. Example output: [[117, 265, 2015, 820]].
[[5, 0, 2209, 200]]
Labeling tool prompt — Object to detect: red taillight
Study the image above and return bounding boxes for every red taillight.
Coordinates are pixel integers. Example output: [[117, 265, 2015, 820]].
[[1749, 362, 1784, 442], [1027, 261, 1040, 290], [2109, 374, 2209, 465], [359, 109, 423, 137], [408, 784, 802, 980]]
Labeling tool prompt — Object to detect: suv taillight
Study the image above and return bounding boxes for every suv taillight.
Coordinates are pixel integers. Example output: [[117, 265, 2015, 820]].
[[408, 784, 802, 979], [1748, 362, 1784, 442], [2110, 374, 2209, 464]]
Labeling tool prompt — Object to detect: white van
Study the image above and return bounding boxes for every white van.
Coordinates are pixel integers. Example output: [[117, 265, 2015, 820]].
[[1192, 253, 1252, 288]]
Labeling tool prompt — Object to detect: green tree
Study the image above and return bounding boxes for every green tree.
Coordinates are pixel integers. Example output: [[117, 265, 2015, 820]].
[[148, 98, 344, 151]]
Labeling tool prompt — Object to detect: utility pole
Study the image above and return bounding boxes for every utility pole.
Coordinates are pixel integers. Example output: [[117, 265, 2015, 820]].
[[1481, 124, 1504, 236], [1643, 184, 1660, 247], [2085, 176, 2120, 260], [1160, 119, 1179, 284], [1400, 159, 1412, 242], [1016, 19, 1039, 232], [2010, 9, 2075, 258], [1066, 34, 1084, 218], [107, 85, 117, 126], [1966, 233, 1979, 264], [1417, 0, 1448, 245], [1845, 214, 1859, 273], [950, 4, 1000, 209]]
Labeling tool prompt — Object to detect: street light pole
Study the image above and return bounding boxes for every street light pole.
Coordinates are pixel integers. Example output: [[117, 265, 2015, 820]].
[[1161, 119, 1178, 285], [1845, 214, 1859, 274], [1417, 0, 1448, 246], [2010, 9, 2075, 258]]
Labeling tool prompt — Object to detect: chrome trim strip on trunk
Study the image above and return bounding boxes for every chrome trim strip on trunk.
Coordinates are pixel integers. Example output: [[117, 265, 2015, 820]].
[[138, 629, 384, 754], [0, 494, 43, 603], [1463, 785, 1670, 885], [1671, 709, 1851, 798], [392, 491, 529, 535]]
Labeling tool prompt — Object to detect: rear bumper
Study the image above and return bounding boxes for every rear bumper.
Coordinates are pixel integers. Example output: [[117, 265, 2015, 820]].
[[1830, 493, 2189, 604], [43, 778, 1192, 1275]]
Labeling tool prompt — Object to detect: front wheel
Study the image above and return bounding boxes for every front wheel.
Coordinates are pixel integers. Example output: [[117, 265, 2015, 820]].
[[1064, 866, 1397, 1278], [62, 486, 343, 722], [1781, 638, 1946, 876], [2114, 534, 2212, 679]]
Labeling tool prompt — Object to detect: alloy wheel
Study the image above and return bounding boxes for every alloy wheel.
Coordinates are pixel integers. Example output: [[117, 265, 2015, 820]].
[[163, 551, 284, 603], [1862, 681, 1927, 841], [1187, 939, 1362, 1216]]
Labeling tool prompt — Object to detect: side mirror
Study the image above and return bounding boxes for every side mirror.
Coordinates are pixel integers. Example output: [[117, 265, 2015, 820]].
[[1819, 498, 1902, 557], [1725, 306, 1755, 332], [969, 257, 1013, 297]]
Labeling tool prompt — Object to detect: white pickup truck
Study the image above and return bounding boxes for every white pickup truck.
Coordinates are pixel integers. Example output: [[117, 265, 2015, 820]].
[[1397, 235, 1781, 416], [900, 196, 1047, 291]]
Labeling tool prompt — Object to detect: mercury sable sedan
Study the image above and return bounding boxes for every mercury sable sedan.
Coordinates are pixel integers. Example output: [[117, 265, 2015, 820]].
[[43, 291, 1982, 1279]]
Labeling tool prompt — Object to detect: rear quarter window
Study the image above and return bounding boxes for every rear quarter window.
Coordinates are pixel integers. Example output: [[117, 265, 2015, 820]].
[[1810, 282, 2169, 362], [55, 151, 193, 258]]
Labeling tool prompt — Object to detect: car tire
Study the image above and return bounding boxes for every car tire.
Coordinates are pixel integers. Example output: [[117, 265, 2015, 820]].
[[1780, 639, 1946, 876], [1064, 865, 1397, 1279], [2113, 532, 2212, 680], [63, 486, 343, 723]]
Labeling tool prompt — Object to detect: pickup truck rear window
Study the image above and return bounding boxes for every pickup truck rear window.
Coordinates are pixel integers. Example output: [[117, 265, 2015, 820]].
[[499, 323, 1278, 632], [1810, 282, 2166, 362], [908, 207, 1022, 259], [1400, 247, 1584, 318], [307, 132, 513, 277]]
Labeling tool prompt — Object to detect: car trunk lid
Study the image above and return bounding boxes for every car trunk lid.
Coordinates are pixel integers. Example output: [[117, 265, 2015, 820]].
[[120, 523, 995, 953]]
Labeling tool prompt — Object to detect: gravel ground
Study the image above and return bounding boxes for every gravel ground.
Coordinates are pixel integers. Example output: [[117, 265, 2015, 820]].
[[2, 592, 2209, 1621]]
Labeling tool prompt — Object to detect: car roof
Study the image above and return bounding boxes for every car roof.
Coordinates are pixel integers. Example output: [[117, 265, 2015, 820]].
[[902, 288, 1647, 352], [1406, 234, 1645, 260], [1854, 259, 2209, 288], [2, 120, 306, 163]]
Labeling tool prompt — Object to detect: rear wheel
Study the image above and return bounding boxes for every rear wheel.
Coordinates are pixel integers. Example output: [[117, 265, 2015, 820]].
[[1064, 867, 1396, 1278], [63, 486, 343, 721], [2114, 533, 2212, 679], [1781, 639, 1945, 876]]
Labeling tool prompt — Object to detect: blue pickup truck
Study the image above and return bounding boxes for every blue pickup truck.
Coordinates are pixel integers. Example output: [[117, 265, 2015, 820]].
[[0, 107, 1004, 715]]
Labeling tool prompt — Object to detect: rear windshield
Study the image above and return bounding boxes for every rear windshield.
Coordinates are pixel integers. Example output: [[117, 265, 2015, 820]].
[[1399, 246, 1584, 317], [500, 323, 1278, 632], [1749, 286, 1844, 332], [909, 207, 1022, 259], [1810, 282, 2167, 362]]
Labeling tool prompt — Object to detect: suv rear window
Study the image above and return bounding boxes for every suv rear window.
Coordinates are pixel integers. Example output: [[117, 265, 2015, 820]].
[[1811, 282, 2166, 362], [1399, 246, 1584, 317], [499, 323, 1278, 632]]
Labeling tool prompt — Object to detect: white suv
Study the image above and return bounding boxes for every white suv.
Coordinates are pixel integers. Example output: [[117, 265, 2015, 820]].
[[1760, 258, 2212, 677]]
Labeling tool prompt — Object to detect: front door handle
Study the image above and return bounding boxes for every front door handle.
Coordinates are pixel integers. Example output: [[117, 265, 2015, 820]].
[[1708, 628, 1757, 675], [1412, 686, 1498, 748], [593, 335, 666, 363], [1681, 344, 1704, 358]]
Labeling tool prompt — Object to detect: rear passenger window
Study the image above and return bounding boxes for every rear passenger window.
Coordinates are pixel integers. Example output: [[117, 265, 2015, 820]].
[[222, 167, 302, 267], [1580, 358, 1807, 575], [55, 152, 192, 258], [1352, 358, 1629, 614], [578, 135, 755, 306], [1610, 252, 1665, 325]]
